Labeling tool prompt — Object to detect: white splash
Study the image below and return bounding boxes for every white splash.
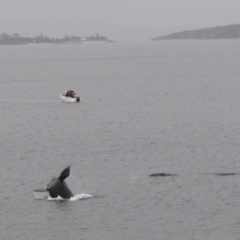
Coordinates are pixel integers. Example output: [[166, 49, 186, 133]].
[[69, 193, 92, 201], [47, 194, 92, 201], [33, 191, 92, 201]]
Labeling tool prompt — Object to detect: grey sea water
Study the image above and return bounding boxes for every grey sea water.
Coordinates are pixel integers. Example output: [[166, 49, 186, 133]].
[[1, 40, 240, 239]]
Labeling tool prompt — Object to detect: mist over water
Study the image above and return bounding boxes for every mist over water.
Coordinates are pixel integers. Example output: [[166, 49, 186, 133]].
[[1, 40, 240, 239]]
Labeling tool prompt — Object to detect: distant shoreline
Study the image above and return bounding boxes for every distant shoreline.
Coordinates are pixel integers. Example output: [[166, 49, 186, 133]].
[[152, 23, 240, 40], [0, 33, 114, 45], [0, 40, 114, 46]]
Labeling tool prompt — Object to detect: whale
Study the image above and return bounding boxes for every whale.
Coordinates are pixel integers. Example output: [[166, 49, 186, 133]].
[[148, 172, 239, 177], [149, 173, 178, 177], [34, 166, 74, 199]]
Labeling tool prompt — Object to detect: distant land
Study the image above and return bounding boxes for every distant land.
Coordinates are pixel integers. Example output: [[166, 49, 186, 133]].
[[0, 33, 113, 45], [152, 24, 240, 40]]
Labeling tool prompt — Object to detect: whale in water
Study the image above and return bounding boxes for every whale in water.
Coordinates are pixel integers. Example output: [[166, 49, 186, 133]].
[[34, 166, 74, 199], [148, 172, 240, 177], [149, 173, 178, 177]]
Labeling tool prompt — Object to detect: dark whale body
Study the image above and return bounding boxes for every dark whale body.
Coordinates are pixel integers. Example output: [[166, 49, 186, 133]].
[[149, 173, 178, 177], [212, 173, 239, 176], [47, 166, 73, 199], [35, 166, 74, 199], [148, 172, 239, 177]]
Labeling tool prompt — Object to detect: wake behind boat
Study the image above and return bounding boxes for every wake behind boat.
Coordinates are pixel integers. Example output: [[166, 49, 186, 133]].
[[60, 90, 81, 103]]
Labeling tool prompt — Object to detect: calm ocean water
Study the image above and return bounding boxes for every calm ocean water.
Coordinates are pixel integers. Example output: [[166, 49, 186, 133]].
[[1, 40, 240, 239]]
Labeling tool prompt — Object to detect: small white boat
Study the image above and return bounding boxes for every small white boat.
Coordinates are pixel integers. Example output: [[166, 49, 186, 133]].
[[60, 90, 81, 103]]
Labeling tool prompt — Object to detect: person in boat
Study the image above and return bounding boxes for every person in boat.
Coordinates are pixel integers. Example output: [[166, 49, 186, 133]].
[[65, 90, 71, 97], [65, 90, 76, 98], [70, 90, 76, 98]]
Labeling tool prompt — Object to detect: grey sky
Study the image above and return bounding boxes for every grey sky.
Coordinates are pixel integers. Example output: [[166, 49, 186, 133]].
[[0, 0, 240, 41]]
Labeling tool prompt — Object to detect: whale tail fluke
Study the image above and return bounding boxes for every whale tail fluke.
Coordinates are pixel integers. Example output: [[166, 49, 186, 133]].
[[59, 166, 71, 181]]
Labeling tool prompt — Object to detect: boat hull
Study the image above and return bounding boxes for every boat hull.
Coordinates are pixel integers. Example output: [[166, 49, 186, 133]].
[[60, 94, 81, 103]]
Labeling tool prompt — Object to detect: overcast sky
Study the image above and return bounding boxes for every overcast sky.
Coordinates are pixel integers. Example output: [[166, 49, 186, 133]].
[[0, 0, 240, 41]]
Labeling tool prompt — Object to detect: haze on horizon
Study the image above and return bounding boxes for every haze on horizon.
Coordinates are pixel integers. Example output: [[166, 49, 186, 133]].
[[0, 0, 240, 41]]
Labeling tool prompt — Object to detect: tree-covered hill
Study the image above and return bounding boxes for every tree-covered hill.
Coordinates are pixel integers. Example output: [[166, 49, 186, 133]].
[[152, 24, 240, 40]]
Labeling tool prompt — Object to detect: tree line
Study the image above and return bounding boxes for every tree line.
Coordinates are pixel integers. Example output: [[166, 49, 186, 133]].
[[0, 33, 109, 45]]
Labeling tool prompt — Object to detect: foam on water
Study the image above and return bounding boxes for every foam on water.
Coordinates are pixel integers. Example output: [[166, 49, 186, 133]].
[[69, 194, 92, 201], [47, 194, 92, 201], [33, 191, 92, 201]]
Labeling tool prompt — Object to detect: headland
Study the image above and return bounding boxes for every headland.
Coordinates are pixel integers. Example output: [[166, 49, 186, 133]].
[[152, 23, 240, 40]]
